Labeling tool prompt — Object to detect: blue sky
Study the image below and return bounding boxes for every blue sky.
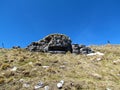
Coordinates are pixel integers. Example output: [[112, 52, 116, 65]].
[[0, 0, 120, 48]]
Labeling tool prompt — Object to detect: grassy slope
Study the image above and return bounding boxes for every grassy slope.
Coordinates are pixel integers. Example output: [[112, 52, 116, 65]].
[[0, 45, 120, 90]]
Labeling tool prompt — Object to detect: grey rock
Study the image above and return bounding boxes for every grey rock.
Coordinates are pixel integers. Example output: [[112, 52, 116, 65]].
[[26, 33, 94, 54], [80, 47, 93, 54], [72, 44, 80, 54], [34, 81, 44, 89], [72, 50, 80, 54], [27, 33, 72, 53], [57, 80, 64, 89], [44, 86, 50, 90]]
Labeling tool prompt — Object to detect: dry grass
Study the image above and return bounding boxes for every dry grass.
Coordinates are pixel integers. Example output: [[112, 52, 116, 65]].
[[0, 45, 120, 90]]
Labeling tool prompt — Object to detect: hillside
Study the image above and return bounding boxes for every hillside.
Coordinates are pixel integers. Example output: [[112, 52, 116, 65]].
[[0, 45, 120, 90]]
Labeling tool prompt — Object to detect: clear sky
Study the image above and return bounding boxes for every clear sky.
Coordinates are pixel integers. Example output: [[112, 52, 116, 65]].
[[0, 0, 120, 48]]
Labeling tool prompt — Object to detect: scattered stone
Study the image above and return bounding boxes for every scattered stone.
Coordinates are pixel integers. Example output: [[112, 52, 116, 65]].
[[96, 52, 104, 56], [19, 79, 25, 83], [28, 62, 33, 65], [42, 66, 50, 69], [106, 88, 112, 90], [113, 60, 120, 65], [44, 86, 50, 90], [87, 52, 104, 56], [34, 81, 44, 89], [10, 66, 17, 71], [63, 62, 68, 65], [59, 65, 66, 69], [96, 58, 102, 61], [57, 82, 63, 89], [117, 74, 120, 77], [57, 80, 64, 89], [23, 83, 30, 88], [60, 80, 64, 85]]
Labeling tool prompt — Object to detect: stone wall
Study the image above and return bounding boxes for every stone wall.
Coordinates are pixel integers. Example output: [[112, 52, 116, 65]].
[[26, 33, 94, 54]]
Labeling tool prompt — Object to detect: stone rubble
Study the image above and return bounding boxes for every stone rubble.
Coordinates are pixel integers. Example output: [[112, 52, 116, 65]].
[[23, 83, 30, 88], [72, 44, 94, 54], [19, 79, 25, 83], [26, 33, 94, 54], [10, 66, 17, 72], [57, 83, 63, 89], [44, 86, 50, 90], [34, 81, 44, 89], [57, 80, 64, 89]]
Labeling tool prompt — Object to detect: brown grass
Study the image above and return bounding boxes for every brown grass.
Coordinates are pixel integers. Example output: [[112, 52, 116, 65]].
[[0, 45, 120, 90]]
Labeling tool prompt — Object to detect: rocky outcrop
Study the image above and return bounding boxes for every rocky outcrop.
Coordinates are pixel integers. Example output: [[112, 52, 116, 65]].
[[26, 33, 94, 54], [26, 34, 72, 54]]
